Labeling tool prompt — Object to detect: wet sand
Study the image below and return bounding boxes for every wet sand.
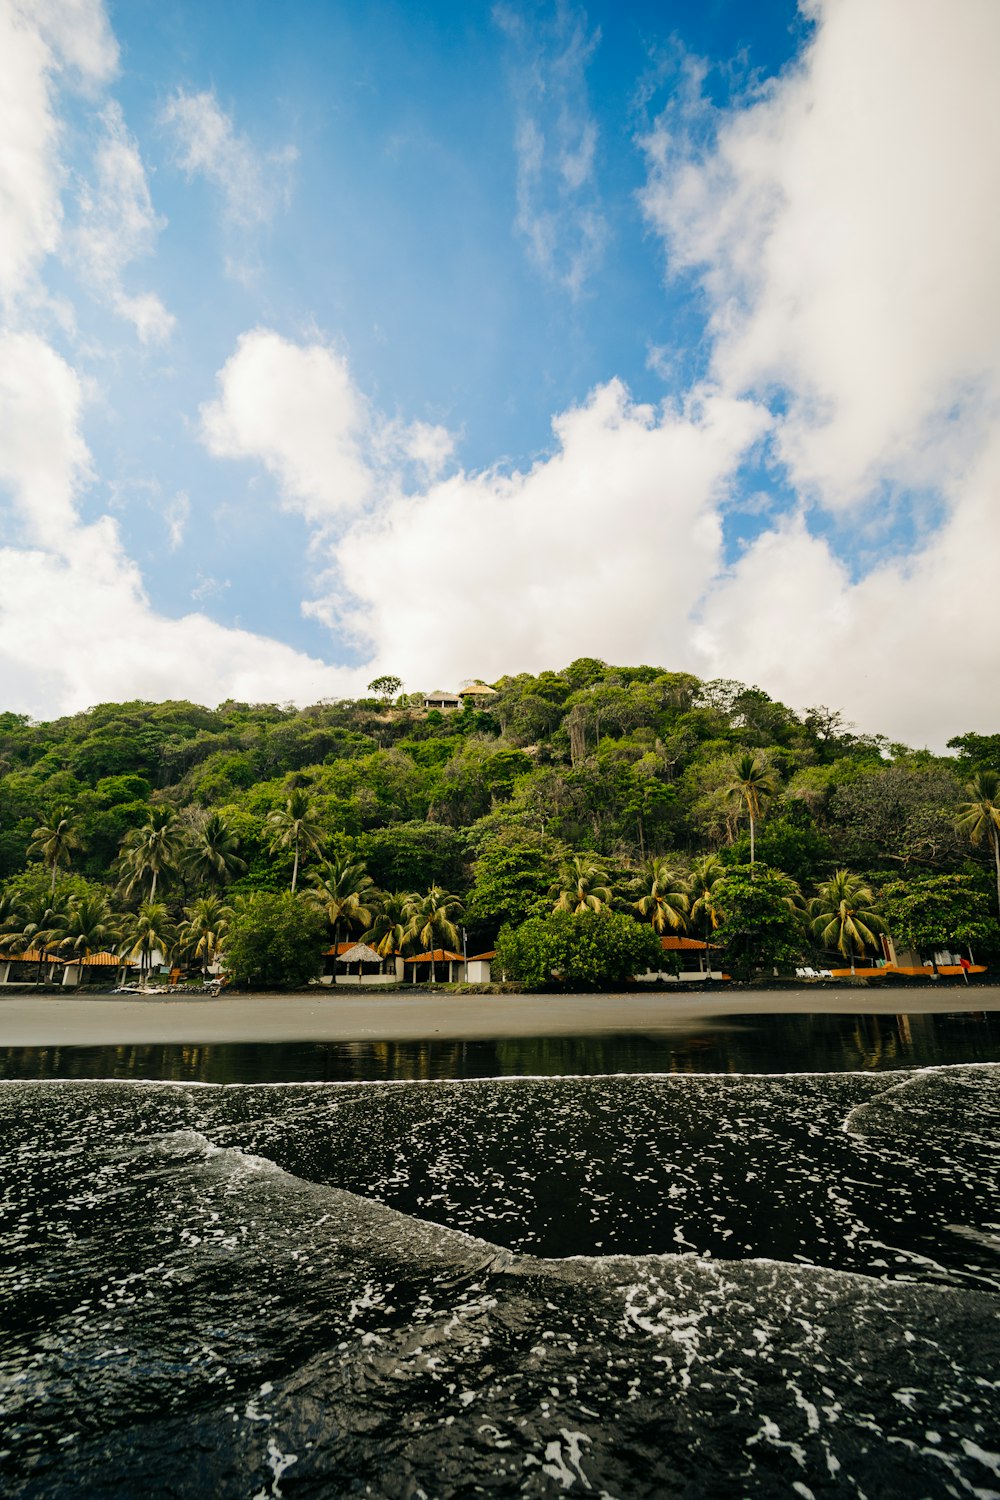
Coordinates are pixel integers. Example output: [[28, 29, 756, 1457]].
[[0, 986, 997, 1046]]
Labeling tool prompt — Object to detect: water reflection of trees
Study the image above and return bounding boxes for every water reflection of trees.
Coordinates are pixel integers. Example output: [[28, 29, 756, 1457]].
[[1, 1010, 999, 1083]]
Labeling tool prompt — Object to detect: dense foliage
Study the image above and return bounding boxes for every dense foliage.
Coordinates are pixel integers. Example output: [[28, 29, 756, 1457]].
[[0, 661, 997, 984], [495, 911, 663, 991]]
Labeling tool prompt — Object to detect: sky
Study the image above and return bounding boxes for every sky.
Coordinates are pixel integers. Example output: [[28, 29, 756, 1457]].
[[0, 0, 998, 746]]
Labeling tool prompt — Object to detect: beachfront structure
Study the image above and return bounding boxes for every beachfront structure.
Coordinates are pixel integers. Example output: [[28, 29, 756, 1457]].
[[465, 950, 494, 983], [0, 950, 65, 985], [637, 935, 729, 983], [405, 948, 465, 983], [61, 951, 126, 987], [320, 941, 402, 985]]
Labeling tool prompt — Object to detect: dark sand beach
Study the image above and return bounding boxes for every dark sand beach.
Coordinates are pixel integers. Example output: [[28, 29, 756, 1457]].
[[1, 984, 997, 1046]]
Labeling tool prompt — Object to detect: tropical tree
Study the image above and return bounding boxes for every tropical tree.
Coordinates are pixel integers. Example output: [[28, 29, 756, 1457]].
[[28, 809, 84, 892], [6, 894, 70, 984], [267, 789, 323, 893], [119, 901, 176, 988], [0, 889, 22, 950], [725, 752, 776, 869], [184, 812, 246, 890], [363, 891, 416, 961], [686, 854, 726, 936], [633, 858, 689, 934], [309, 858, 378, 956], [223, 892, 326, 989], [550, 856, 613, 914], [956, 771, 1000, 918], [55, 894, 120, 983], [120, 808, 186, 902], [809, 870, 887, 974], [407, 886, 464, 979], [178, 895, 233, 979]]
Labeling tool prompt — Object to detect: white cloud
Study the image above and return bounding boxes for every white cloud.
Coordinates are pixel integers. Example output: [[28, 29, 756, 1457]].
[[0, 330, 91, 545], [160, 88, 297, 228], [0, 530, 353, 716], [165, 491, 190, 551], [0, 330, 358, 715], [695, 422, 1000, 746], [200, 330, 374, 525], [314, 377, 768, 682], [641, 0, 1000, 510], [73, 101, 174, 342], [496, 2, 607, 296], [0, 3, 66, 301]]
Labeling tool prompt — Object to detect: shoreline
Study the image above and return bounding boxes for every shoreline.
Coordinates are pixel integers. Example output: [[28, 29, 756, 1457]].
[[1, 987, 998, 1046]]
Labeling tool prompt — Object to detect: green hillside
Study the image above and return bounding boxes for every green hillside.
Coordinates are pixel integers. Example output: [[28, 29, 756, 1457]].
[[1, 661, 997, 983]]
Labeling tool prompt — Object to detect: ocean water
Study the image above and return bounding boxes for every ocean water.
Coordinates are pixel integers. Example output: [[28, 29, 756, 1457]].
[[2, 1015, 999, 1498]]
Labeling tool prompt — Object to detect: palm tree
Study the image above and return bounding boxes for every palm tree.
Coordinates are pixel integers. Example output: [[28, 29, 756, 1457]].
[[55, 894, 120, 986], [267, 790, 323, 893], [120, 808, 186, 902], [407, 886, 464, 981], [28, 809, 84, 892], [809, 870, 886, 974], [185, 812, 246, 890], [308, 857, 377, 959], [550, 855, 613, 914], [363, 891, 416, 962], [956, 771, 1000, 919], [119, 901, 176, 988], [178, 895, 233, 979], [686, 854, 727, 936], [7, 894, 69, 984], [725, 753, 776, 869], [633, 858, 689, 934], [0, 889, 22, 951]]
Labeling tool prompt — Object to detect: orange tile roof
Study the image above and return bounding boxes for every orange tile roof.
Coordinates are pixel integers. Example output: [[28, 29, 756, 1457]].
[[467, 950, 496, 961], [405, 949, 465, 963], [6, 949, 63, 964], [660, 936, 708, 951]]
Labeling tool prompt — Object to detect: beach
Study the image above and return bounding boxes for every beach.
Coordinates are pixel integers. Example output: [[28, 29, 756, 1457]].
[[1, 984, 997, 1046]]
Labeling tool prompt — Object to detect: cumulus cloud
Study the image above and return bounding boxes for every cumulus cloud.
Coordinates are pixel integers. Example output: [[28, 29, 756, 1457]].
[[495, 1, 607, 295], [160, 88, 297, 227], [0, 0, 118, 302], [73, 101, 174, 341], [0, 330, 91, 545], [629, 0, 1000, 743], [641, 0, 1000, 510], [200, 330, 375, 525], [309, 377, 768, 683], [0, 531, 354, 717], [0, 330, 357, 715]]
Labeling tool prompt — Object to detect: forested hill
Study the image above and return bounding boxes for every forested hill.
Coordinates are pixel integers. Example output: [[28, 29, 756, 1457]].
[[1, 660, 998, 958]]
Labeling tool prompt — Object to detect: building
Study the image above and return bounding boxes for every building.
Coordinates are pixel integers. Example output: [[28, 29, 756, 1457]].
[[424, 690, 461, 710], [637, 935, 729, 983]]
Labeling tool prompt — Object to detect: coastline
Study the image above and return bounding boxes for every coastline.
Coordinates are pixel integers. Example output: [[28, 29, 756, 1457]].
[[1, 986, 998, 1046]]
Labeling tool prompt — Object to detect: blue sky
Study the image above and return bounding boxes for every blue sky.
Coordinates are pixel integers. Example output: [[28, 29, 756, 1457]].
[[0, 0, 998, 744]]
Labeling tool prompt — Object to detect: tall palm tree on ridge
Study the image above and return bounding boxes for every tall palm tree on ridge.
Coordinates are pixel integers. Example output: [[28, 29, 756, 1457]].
[[185, 812, 246, 889], [120, 808, 185, 902], [725, 753, 776, 870], [28, 808, 84, 893], [267, 789, 323, 893]]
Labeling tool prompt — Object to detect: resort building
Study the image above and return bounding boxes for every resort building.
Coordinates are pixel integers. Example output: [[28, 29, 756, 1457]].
[[637, 935, 729, 983], [422, 683, 498, 711]]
